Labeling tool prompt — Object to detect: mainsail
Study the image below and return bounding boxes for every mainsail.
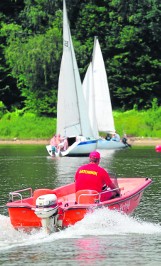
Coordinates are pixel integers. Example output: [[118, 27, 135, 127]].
[[57, 0, 93, 138]]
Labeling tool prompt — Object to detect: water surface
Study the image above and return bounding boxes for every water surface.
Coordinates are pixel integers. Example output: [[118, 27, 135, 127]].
[[0, 145, 161, 265]]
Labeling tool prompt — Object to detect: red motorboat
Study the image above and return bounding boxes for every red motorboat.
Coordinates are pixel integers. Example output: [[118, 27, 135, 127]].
[[6, 177, 152, 233]]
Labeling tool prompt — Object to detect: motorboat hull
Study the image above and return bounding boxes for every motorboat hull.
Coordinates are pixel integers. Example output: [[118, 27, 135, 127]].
[[6, 178, 152, 231]]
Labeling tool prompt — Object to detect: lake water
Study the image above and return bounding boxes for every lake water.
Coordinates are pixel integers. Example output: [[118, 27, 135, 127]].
[[0, 145, 161, 265]]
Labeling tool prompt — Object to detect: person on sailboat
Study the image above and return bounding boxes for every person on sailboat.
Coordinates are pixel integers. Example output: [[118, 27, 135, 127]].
[[105, 133, 111, 141], [50, 134, 66, 154], [122, 133, 131, 147], [50, 135, 58, 154], [55, 134, 62, 146], [74, 151, 120, 199], [111, 131, 120, 142], [57, 137, 68, 151]]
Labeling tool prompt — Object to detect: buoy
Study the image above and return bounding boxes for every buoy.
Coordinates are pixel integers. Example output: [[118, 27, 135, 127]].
[[155, 145, 161, 152]]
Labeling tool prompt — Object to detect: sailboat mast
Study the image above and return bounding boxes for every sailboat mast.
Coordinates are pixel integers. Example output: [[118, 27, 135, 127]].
[[63, 0, 93, 137], [69, 34, 82, 134]]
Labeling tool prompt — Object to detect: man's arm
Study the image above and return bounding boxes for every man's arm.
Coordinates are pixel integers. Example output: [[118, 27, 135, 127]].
[[104, 171, 120, 196], [109, 181, 120, 197]]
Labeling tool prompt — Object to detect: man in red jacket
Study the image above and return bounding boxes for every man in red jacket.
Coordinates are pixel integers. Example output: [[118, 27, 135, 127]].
[[75, 151, 120, 198]]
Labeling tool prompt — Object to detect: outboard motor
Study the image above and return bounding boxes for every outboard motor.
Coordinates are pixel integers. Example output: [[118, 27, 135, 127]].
[[34, 194, 59, 233]]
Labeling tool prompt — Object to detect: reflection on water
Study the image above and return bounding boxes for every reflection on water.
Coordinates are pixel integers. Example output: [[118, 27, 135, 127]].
[[0, 145, 161, 265]]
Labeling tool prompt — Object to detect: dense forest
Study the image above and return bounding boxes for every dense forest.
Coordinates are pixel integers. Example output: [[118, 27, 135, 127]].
[[0, 0, 161, 117]]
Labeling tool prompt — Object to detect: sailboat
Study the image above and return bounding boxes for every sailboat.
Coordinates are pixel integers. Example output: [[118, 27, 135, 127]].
[[46, 0, 97, 157], [83, 37, 129, 149]]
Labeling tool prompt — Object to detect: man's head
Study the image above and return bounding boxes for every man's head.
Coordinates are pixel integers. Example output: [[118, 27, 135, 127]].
[[89, 151, 100, 164]]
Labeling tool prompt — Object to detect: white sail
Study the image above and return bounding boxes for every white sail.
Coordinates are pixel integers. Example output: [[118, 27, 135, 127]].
[[57, 0, 93, 138], [83, 62, 99, 139], [82, 37, 129, 150], [92, 37, 115, 133]]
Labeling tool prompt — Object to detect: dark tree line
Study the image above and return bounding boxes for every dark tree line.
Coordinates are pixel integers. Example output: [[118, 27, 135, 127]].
[[0, 0, 161, 116]]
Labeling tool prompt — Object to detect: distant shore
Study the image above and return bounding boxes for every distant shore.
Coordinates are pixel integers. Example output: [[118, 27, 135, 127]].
[[127, 137, 161, 146], [0, 137, 160, 146]]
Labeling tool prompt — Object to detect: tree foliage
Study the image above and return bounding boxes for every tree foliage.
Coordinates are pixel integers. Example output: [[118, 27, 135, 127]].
[[1, 0, 161, 116], [3, 19, 62, 115]]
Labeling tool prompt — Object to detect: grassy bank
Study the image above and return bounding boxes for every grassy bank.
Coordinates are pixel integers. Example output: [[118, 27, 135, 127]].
[[0, 112, 56, 139], [0, 108, 161, 140], [113, 108, 161, 138]]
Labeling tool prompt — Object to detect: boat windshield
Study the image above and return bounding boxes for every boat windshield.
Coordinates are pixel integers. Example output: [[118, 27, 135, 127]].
[[109, 172, 119, 188]]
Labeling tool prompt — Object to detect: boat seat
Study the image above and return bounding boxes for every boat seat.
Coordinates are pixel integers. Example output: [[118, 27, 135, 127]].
[[33, 189, 54, 205], [76, 190, 99, 204]]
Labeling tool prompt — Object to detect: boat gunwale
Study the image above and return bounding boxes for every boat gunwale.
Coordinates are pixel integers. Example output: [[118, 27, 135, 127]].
[[6, 178, 152, 210], [63, 178, 152, 210]]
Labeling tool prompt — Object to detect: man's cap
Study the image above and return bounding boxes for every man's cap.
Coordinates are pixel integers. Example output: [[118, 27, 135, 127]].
[[89, 151, 100, 159]]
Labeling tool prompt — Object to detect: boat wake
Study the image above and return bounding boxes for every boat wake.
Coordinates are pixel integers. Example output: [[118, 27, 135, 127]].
[[66, 208, 161, 236], [0, 208, 161, 251]]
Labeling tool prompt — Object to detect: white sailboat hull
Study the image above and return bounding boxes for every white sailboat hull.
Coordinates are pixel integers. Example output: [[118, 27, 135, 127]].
[[97, 139, 128, 149], [46, 139, 97, 157]]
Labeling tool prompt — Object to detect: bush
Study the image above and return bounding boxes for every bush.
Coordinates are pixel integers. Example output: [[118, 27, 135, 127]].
[[1, 107, 161, 139], [0, 101, 7, 119]]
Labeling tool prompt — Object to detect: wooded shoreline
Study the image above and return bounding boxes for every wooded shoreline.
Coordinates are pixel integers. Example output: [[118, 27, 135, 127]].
[[0, 137, 160, 146]]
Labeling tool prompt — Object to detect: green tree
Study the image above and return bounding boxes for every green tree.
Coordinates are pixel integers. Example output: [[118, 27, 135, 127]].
[[0, 1, 25, 111], [107, 0, 161, 109], [74, 0, 161, 110], [1, 0, 161, 115], [3, 15, 62, 116]]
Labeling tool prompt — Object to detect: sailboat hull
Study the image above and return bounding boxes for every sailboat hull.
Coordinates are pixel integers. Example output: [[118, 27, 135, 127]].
[[97, 139, 128, 149], [46, 139, 97, 157]]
